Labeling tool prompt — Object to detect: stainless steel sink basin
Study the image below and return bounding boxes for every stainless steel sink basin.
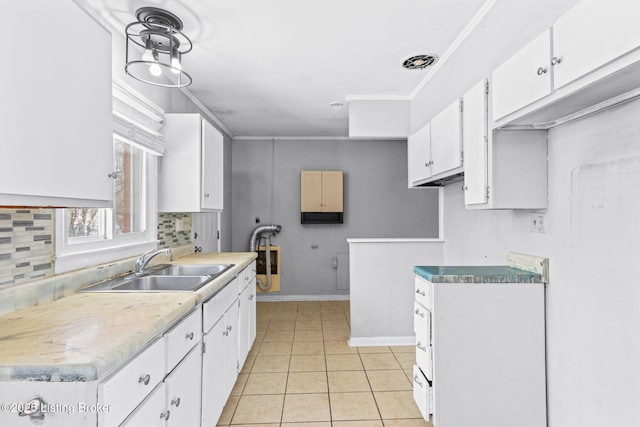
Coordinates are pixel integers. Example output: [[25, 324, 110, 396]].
[[112, 275, 212, 292], [152, 264, 233, 277], [79, 263, 235, 293]]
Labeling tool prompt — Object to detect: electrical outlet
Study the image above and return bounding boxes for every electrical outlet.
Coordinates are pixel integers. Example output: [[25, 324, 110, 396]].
[[530, 213, 545, 234], [175, 218, 184, 232]]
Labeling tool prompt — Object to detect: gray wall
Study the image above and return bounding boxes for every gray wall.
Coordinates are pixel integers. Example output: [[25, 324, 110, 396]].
[[232, 138, 439, 296], [441, 98, 640, 426]]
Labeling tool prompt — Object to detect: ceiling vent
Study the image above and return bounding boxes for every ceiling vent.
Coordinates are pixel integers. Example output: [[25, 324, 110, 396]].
[[402, 54, 438, 70]]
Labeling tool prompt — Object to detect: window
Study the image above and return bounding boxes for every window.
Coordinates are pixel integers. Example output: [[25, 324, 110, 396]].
[[55, 81, 164, 273]]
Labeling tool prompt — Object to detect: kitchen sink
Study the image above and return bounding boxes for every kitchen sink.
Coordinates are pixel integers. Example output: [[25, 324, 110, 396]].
[[151, 264, 233, 277], [79, 263, 235, 293]]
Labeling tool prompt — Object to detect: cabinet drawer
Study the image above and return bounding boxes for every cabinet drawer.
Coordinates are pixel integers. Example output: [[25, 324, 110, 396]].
[[412, 364, 433, 420], [165, 307, 201, 373], [415, 277, 432, 310], [99, 338, 165, 426], [203, 278, 239, 333], [413, 301, 430, 338], [120, 382, 167, 427], [416, 337, 432, 382]]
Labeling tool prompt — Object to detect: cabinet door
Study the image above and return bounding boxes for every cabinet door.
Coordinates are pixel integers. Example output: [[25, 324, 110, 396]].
[[202, 120, 224, 210], [430, 98, 462, 176], [224, 301, 240, 396], [1, 0, 112, 207], [301, 171, 323, 212], [407, 123, 432, 185], [462, 80, 488, 205], [321, 171, 343, 212], [166, 344, 202, 427], [201, 319, 227, 426], [238, 285, 251, 369], [120, 383, 167, 427], [249, 276, 257, 348], [552, 0, 640, 89], [492, 29, 552, 120]]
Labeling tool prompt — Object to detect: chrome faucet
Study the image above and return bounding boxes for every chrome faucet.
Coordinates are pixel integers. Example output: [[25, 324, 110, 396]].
[[135, 248, 171, 276]]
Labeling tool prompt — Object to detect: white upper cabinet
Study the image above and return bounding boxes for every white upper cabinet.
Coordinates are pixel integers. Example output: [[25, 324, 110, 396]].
[[407, 123, 432, 187], [464, 80, 548, 210], [0, 0, 112, 207], [552, 0, 640, 89], [407, 99, 463, 188], [493, 0, 640, 126], [159, 114, 224, 212], [462, 80, 488, 205], [492, 29, 552, 121], [430, 98, 463, 177]]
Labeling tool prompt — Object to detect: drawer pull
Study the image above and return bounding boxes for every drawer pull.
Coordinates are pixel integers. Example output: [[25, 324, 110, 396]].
[[160, 410, 171, 420], [185, 332, 195, 340], [416, 289, 426, 297], [138, 374, 151, 386], [536, 66, 547, 76], [416, 341, 427, 352], [414, 308, 424, 318], [223, 329, 228, 336], [227, 325, 233, 332], [171, 397, 181, 407], [414, 374, 424, 388]]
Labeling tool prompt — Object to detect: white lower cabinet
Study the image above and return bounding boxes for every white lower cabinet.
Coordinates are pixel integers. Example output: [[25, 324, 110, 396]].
[[202, 277, 240, 426], [238, 261, 257, 369], [413, 276, 546, 427], [99, 307, 202, 427]]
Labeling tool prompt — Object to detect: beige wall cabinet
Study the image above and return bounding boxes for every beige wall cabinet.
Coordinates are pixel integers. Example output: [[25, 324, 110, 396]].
[[159, 113, 224, 212], [0, 0, 112, 208], [300, 171, 344, 212]]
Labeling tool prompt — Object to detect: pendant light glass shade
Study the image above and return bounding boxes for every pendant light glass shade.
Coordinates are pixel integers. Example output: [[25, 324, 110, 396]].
[[125, 7, 192, 88]]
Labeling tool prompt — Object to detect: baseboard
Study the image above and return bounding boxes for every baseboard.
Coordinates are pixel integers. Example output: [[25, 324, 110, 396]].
[[255, 294, 350, 302], [348, 336, 416, 347]]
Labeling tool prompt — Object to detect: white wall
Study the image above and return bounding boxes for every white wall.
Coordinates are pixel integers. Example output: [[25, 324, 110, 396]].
[[441, 98, 640, 427]]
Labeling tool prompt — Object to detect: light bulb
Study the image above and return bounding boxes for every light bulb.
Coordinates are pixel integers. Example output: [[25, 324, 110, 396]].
[[142, 38, 154, 62], [170, 48, 182, 74], [149, 49, 162, 76], [150, 63, 162, 77]]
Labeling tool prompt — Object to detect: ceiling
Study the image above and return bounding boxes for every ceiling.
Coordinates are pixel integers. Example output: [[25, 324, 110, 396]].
[[83, 0, 580, 138]]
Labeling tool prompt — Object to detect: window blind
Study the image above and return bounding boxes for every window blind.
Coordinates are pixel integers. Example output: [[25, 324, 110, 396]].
[[112, 81, 165, 155]]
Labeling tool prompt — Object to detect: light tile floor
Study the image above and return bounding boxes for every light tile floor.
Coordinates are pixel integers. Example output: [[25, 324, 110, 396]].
[[216, 300, 434, 427]]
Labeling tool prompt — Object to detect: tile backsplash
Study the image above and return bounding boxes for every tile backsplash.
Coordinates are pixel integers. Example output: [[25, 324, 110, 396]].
[[0, 209, 54, 287], [158, 213, 193, 248]]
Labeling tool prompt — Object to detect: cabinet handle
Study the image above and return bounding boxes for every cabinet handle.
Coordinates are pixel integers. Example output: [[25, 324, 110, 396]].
[[551, 56, 562, 66], [171, 397, 181, 407], [413, 374, 424, 388], [462, 185, 468, 191], [160, 410, 171, 420], [536, 66, 547, 76], [417, 341, 427, 352], [416, 289, 426, 297], [414, 308, 424, 318], [204, 193, 210, 198], [223, 329, 229, 336], [185, 332, 195, 340], [107, 172, 118, 179], [228, 325, 232, 332], [138, 374, 151, 385]]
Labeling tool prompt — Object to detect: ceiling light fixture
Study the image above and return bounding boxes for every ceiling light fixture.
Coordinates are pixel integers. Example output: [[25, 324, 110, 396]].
[[402, 54, 438, 70], [125, 7, 193, 88]]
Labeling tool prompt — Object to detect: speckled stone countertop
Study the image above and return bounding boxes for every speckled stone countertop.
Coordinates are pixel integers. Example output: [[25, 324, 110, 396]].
[[0, 252, 257, 382], [414, 266, 543, 283]]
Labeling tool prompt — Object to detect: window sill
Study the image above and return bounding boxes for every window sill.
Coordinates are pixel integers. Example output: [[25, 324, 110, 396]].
[[54, 240, 159, 275]]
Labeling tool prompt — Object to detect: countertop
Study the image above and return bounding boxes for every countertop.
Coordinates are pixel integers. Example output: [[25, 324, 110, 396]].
[[0, 252, 257, 382], [414, 265, 543, 283]]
